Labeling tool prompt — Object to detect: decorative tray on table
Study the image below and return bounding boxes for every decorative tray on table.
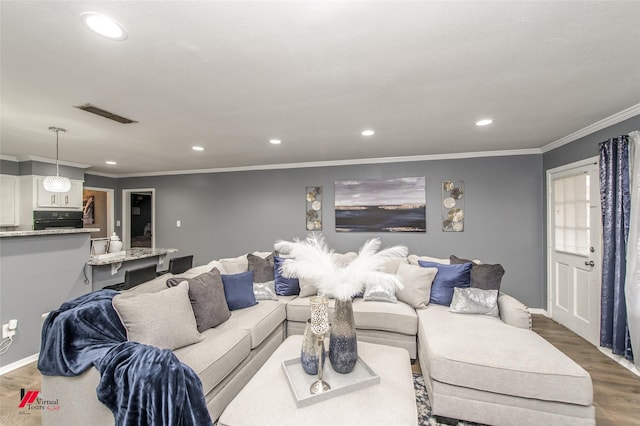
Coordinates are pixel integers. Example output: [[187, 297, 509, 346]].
[[281, 354, 380, 408]]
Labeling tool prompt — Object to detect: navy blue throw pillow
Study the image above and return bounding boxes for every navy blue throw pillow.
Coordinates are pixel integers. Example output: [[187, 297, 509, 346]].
[[273, 256, 300, 296], [221, 271, 258, 311], [418, 260, 472, 306]]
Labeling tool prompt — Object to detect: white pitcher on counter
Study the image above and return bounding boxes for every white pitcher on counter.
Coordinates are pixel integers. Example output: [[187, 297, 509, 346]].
[[108, 233, 123, 253]]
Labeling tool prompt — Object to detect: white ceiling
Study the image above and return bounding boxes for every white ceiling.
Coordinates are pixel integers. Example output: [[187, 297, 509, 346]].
[[1, 1, 639, 176]]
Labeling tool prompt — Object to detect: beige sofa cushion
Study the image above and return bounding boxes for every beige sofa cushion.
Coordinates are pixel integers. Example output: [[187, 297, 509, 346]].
[[498, 292, 532, 330], [417, 304, 593, 406], [352, 298, 417, 335], [174, 328, 251, 395], [287, 296, 417, 336], [215, 300, 286, 348]]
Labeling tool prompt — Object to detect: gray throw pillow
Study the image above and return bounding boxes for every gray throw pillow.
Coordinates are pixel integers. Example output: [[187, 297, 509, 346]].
[[112, 281, 203, 350], [449, 287, 499, 317], [395, 263, 437, 309], [450, 255, 505, 291], [166, 268, 231, 332], [247, 252, 275, 283], [253, 280, 278, 301]]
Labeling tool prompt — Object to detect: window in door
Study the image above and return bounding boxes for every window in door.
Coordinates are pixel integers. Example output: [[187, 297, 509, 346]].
[[554, 172, 590, 257]]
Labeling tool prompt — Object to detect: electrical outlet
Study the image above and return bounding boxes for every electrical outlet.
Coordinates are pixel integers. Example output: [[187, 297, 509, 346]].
[[2, 323, 16, 339]]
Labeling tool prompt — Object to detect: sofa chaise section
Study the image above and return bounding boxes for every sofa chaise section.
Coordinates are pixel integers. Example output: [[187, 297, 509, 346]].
[[417, 302, 595, 426]]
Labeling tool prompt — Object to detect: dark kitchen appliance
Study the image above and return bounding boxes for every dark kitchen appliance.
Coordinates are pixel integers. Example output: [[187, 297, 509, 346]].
[[33, 211, 83, 230]]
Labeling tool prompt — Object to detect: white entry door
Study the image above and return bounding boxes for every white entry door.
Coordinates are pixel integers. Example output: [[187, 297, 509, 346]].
[[548, 158, 601, 346]]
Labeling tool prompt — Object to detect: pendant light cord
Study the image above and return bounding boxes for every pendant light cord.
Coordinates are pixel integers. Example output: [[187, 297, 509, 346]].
[[55, 129, 60, 176], [49, 126, 66, 176]]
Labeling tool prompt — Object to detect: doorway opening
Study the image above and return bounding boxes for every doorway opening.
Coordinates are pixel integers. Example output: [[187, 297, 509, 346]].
[[122, 188, 155, 249], [83, 187, 114, 239]]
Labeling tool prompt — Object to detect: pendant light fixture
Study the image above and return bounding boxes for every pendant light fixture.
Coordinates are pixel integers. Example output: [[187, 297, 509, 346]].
[[43, 127, 72, 193]]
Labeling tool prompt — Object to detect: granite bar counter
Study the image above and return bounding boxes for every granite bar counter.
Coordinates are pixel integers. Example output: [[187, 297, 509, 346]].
[[87, 247, 178, 266], [0, 228, 100, 238], [88, 247, 178, 290]]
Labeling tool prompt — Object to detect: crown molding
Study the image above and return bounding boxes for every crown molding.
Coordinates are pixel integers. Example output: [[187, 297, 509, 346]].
[[22, 155, 91, 169], [541, 103, 640, 153], [0, 154, 19, 162], [113, 148, 541, 178], [84, 170, 120, 179]]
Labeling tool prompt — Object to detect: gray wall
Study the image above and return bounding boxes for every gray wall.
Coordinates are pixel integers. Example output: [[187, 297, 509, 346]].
[[119, 154, 545, 308], [0, 234, 92, 367], [0, 159, 19, 175], [84, 173, 118, 189], [18, 161, 85, 181]]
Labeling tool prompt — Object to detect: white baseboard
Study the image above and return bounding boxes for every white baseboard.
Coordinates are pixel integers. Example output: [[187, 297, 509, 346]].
[[0, 353, 39, 376], [529, 308, 549, 317], [598, 347, 640, 378]]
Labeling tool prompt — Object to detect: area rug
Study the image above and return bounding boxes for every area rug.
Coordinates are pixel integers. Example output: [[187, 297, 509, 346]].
[[414, 373, 483, 426]]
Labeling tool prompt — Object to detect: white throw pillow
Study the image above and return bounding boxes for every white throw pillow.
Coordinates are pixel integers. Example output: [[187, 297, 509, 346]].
[[407, 254, 450, 266], [395, 263, 437, 309], [219, 254, 249, 274]]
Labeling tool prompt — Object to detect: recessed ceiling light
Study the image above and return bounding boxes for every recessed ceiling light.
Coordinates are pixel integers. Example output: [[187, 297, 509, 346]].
[[192, 146, 204, 151], [361, 129, 375, 136], [269, 139, 282, 145], [81, 12, 128, 41], [105, 160, 117, 165], [475, 119, 493, 126]]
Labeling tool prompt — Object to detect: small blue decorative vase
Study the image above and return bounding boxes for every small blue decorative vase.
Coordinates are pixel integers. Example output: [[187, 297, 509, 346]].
[[301, 319, 325, 375], [329, 298, 358, 374]]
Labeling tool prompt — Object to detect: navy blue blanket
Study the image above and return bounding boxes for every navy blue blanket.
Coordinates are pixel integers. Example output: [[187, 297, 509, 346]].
[[38, 290, 212, 426]]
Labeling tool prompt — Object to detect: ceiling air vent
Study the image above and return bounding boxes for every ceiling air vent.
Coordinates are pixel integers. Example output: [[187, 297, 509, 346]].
[[74, 103, 138, 124]]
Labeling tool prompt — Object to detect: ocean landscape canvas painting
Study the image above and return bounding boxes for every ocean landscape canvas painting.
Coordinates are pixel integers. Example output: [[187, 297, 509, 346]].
[[335, 177, 426, 232]]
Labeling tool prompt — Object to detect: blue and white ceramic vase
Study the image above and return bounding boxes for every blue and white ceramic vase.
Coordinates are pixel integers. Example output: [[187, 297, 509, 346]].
[[301, 319, 325, 375], [329, 298, 358, 374]]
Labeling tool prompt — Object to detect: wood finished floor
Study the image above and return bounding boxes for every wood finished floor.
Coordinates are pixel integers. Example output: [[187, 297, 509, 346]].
[[0, 314, 638, 425], [531, 314, 640, 426]]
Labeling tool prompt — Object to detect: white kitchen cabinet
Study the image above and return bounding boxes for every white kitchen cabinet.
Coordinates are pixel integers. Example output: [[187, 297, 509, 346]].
[[33, 177, 83, 209], [0, 174, 20, 226]]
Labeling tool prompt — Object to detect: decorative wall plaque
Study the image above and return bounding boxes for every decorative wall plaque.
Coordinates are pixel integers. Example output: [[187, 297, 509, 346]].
[[306, 187, 322, 230], [442, 181, 464, 232]]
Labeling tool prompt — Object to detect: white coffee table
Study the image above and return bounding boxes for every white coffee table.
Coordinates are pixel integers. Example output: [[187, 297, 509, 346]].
[[218, 335, 417, 426]]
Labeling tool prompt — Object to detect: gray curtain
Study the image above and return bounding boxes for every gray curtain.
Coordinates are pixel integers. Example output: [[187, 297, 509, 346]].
[[599, 135, 633, 360], [626, 131, 640, 369]]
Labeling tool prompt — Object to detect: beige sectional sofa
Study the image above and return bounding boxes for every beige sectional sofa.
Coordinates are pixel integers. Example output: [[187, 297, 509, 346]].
[[42, 251, 595, 426]]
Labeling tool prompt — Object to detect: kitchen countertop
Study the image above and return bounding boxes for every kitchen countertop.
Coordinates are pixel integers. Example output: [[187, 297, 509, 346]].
[[87, 247, 178, 265], [0, 228, 100, 238]]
